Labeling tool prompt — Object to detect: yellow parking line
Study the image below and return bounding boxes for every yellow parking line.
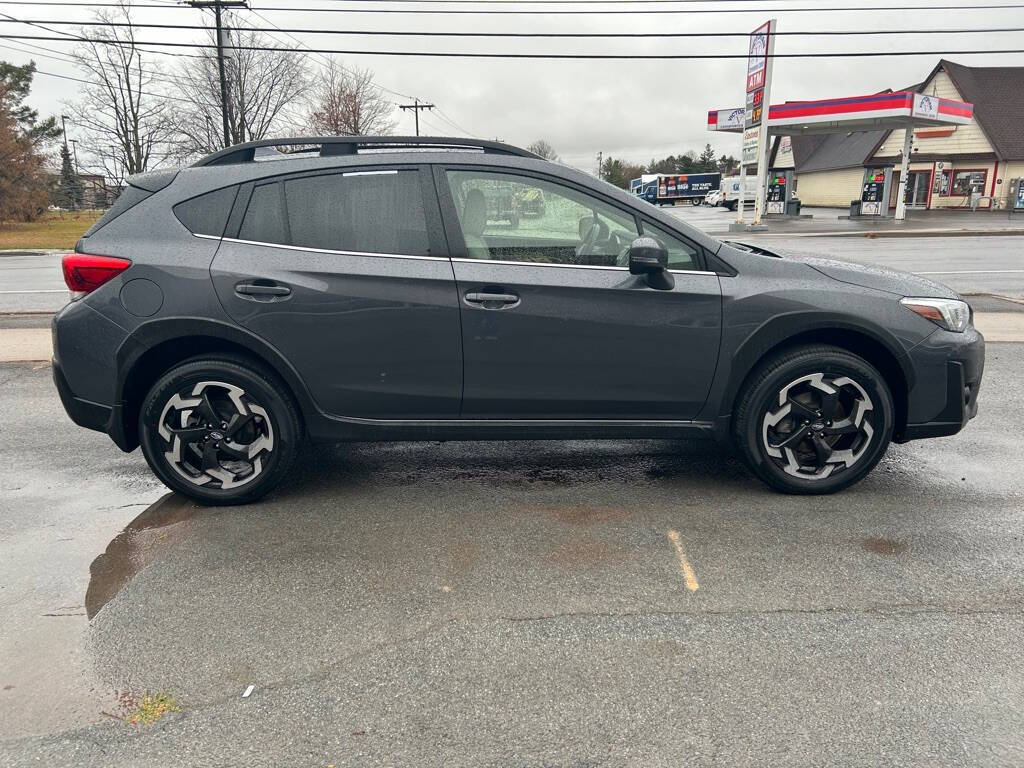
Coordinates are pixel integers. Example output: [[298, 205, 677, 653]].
[[666, 529, 699, 592]]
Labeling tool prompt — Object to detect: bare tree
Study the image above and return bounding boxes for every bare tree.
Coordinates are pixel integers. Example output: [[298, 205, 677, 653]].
[[68, 2, 173, 181], [527, 139, 559, 162], [307, 59, 395, 137], [170, 25, 308, 159]]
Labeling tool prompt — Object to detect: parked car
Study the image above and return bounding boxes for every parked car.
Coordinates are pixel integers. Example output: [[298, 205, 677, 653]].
[[704, 189, 724, 207], [53, 136, 984, 504]]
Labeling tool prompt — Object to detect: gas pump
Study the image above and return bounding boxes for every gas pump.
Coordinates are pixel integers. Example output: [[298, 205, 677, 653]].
[[1011, 178, 1024, 210], [858, 167, 893, 216], [764, 170, 796, 215]]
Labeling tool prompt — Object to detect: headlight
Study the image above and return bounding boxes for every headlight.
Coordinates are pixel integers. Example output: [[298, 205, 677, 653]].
[[900, 297, 971, 332]]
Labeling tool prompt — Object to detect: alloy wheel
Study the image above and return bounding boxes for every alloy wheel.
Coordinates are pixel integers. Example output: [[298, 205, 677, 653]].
[[761, 372, 875, 480], [156, 380, 275, 489]]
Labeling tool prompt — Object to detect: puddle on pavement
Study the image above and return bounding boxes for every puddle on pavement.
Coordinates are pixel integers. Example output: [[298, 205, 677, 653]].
[[85, 493, 201, 619], [862, 536, 908, 556]]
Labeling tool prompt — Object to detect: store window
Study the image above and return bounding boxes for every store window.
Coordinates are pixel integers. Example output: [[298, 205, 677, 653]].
[[950, 170, 987, 197], [935, 169, 951, 197]]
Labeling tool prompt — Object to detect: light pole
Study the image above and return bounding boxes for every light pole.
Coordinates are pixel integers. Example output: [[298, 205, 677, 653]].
[[69, 139, 80, 174], [60, 114, 69, 148]]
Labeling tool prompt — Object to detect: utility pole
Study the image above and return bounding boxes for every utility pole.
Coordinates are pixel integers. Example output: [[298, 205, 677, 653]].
[[399, 98, 435, 137], [187, 0, 248, 148], [596, 151, 603, 180]]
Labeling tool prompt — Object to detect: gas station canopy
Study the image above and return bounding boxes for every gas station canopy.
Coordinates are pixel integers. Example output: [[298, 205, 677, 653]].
[[708, 90, 975, 222], [707, 91, 973, 136]]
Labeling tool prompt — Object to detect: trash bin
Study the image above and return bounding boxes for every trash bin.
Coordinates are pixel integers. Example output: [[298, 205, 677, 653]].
[[787, 197, 801, 216], [850, 200, 862, 217]]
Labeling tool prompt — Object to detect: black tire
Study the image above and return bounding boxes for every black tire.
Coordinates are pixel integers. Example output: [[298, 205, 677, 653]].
[[732, 344, 894, 495], [691, 197, 702, 206], [139, 356, 302, 505], [726, 200, 737, 211]]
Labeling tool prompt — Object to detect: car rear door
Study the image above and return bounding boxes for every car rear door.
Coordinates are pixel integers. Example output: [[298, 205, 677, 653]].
[[436, 165, 722, 420], [210, 164, 462, 419]]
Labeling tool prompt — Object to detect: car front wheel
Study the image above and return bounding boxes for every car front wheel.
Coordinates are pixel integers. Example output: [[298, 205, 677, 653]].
[[732, 345, 894, 494], [139, 356, 302, 505]]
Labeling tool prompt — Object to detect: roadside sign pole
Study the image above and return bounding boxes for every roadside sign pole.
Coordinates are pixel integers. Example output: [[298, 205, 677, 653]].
[[894, 125, 913, 221], [736, 164, 746, 224], [751, 20, 777, 226]]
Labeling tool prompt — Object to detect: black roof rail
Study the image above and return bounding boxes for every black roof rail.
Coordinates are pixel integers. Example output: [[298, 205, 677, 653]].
[[193, 135, 542, 167]]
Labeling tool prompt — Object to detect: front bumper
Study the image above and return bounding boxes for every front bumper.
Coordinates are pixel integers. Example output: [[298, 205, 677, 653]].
[[895, 326, 984, 442]]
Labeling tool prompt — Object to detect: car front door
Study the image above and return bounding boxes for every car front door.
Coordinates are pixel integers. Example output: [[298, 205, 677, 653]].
[[210, 165, 462, 419], [437, 166, 722, 420]]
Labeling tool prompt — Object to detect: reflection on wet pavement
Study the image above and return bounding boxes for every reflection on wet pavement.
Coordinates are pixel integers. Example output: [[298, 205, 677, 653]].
[[86, 494, 202, 619]]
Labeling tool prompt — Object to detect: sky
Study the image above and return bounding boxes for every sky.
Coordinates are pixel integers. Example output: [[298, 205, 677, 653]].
[[2, 0, 1023, 174]]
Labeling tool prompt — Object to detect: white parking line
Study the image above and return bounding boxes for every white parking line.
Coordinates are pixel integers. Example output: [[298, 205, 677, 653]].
[[918, 270, 1024, 275], [0, 290, 67, 294]]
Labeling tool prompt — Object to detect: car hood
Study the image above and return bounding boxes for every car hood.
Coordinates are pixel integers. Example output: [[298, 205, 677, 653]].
[[792, 255, 959, 299]]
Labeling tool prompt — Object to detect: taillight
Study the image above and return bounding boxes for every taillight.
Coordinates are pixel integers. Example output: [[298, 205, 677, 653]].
[[61, 254, 132, 299]]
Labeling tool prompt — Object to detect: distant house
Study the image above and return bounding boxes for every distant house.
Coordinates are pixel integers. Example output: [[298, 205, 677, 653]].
[[47, 171, 115, 210], [772, 60, 1024, 210]]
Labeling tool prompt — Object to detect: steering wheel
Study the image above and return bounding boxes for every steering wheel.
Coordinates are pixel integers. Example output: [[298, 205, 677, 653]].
[[575, 215, 609, 261]]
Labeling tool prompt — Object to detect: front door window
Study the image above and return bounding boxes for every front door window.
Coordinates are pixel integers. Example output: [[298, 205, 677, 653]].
[[446, 169, 639, 267]]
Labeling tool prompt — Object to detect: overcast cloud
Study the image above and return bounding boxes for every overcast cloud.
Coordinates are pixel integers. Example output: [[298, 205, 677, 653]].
[[3, 0, 1023, 173]]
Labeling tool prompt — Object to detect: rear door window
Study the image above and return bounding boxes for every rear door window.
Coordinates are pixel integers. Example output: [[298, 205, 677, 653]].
[[237, 169, 430, 256], [239, 183, 289, 244]]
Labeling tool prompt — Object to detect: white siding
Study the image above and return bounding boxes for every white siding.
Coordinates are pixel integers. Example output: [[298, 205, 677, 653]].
[[873, 70, 995, 159], [794, 168, 864, 208]]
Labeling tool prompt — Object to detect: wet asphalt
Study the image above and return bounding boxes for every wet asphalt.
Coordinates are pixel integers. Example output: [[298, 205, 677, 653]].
[[1, 344, 1023, 766]]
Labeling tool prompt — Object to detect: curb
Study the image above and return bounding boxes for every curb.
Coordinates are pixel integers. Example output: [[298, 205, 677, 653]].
[[720, 228, 1024, 239]]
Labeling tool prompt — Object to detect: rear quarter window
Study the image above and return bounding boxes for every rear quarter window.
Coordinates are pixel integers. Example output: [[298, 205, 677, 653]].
[[173, 185, 239, 237]]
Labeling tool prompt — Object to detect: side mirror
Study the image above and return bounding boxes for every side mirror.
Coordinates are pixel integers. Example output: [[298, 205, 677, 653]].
[[628, 236, 668, 275]]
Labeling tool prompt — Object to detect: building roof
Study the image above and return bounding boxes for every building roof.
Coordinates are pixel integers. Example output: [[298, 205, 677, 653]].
[[789, 60, 1024, 172], [791, 130, 888, 172], [938, 59, 1024, 160]]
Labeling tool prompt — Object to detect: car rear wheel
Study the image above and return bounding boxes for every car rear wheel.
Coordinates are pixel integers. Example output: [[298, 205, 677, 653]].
[[732, 345, 894, 494], [139, 357, 302, 505]]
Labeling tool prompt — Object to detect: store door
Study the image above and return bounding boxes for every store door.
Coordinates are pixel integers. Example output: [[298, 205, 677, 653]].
[[904, 171, 931, 209]]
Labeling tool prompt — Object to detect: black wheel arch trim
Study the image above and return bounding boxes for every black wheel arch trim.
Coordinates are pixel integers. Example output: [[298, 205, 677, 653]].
[[712, 310, 916, 425], [110, 316, 320, 452]]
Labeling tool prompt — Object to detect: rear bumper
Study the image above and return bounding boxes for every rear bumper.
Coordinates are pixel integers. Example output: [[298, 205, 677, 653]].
[[52, 358, 111, 433], [895, 326, 984, 443]]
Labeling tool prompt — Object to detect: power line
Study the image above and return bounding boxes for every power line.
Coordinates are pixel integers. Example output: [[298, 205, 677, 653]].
[[2, 1, 1023, 13], [5, 18, 1024, 37], [5, 33, 1024, 58], [27, 65, 214, 104], [433, 106, 475, 137]]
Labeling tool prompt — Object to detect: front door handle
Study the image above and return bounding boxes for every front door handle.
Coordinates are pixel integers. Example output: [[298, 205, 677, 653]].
[[464, 291, 520, 309], [235, 281, 291, 301]]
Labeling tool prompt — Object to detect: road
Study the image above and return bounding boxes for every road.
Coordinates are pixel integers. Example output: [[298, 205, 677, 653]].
[[664, 206, 1024, 298], [2, 345, 1023, 766]]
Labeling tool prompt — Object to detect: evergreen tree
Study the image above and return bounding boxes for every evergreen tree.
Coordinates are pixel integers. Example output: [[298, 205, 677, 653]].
[[697, 143, 718, 172], [54, 142, 84, 210]]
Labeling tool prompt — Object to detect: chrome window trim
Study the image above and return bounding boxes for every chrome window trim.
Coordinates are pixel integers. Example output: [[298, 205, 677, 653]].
[[192, 234, 716, 275], [450, 256, 715, 276], [194, 233, 446, 262], [342, 170, 399, 177]]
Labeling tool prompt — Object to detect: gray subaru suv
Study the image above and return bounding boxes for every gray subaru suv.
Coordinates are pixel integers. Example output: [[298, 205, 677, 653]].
[[53, 137, 984, 504]]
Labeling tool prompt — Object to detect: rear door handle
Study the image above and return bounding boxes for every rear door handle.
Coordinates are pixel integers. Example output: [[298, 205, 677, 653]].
[[235, 281, 291, 300], [464, 291, 520, 308]]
